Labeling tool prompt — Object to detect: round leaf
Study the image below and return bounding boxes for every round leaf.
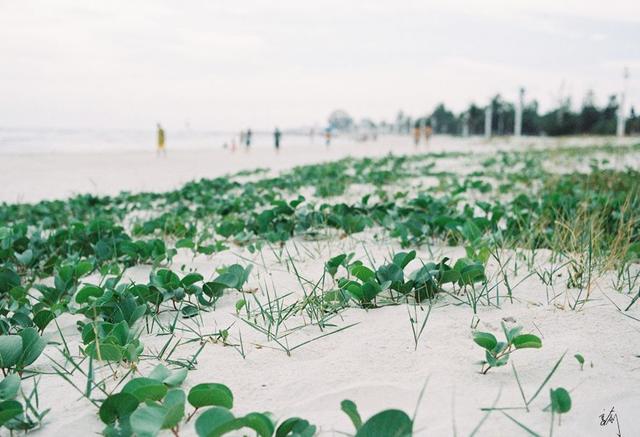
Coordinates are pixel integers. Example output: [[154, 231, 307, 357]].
[[0, 400, 23, 426], [122, 378, 168, 402], [550, 388, 572, 414], [473, 332, 497, 351], [0, 375, 20, 401], [99, 392, 139, 424], [188, 383, 233, 409], [75, 285, 104, 304], [195, 407, 235, 437]]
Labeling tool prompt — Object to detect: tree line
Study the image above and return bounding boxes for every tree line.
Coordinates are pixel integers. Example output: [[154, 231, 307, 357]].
[[331, 91, 640, 136]]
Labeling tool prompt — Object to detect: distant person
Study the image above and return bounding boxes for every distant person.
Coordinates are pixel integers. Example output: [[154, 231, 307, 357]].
[[413, 122, 421, 147], [156, 123, 166, 156], [274, 127, 282, 151], [309, 127, 315, 144], [239, 130, 246, 148], [324, 127, 331, 147], [245, 128, 252, 148], [424, 124, 433, 143]]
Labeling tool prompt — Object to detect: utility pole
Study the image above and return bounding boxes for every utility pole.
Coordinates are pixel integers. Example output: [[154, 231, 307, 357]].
[[515, 87, 525, 137], [484, 104, 492, 139], [617, 67, 629, 137]]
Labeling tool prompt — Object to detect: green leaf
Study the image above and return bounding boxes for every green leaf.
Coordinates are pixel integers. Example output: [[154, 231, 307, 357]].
[[356, 409, 412, 437], [0, 400, 23, 426], [340, 399, 362, 430], [376, 264, 404, 287], [84, 341, 123, 362], [122, 378, 168, 402], [574, 353, 584, 366], [181, 273, 204, 287], [0, 375, 20, 401], [512, 334, 542, 349], [360, 281, 381, 303], [95, 240, 114, 260], [163, 368, 188, 387], [236, 412, 275, 437], [392, 251, 416, 269], [162, 389, 186, 429], [0, 267, 20, 293], [235, 299, 246, 313], [75, 260, 94, 278], [473, 332, 497, 351], [148, 364, 170, 382], [148, 363, 187, 387], [276, 417, 316, 437], [182, 305, 199, 318], [33, 310, 56, 332], [550, 388, 571, 414], [0, 335, 22, 369], [195, 407, 235, 437], [350, 265, 376, 283], [130, 402, 165, 437], [486, 348, 509, 368], [438, 269, 460, 284], [99, 393, 139, 424], [76, 285, 104, 303], [15, 249, 33, 266], [188, 383, 233, 409], [195, 410, 273, 437], [454, 258, 486, 285], [176, 238, 195, 249], [325, 254, 348, 277], [17, 327, 47, 368]]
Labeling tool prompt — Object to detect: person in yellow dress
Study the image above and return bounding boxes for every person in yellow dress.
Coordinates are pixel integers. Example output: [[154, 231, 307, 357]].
[[157, 123, 166, 156]]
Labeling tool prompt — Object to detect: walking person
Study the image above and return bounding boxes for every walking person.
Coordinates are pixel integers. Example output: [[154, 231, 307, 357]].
[[274, 127, 282, 152], [324, 127, 331, 147], [245, 128, 252, 149], [413, 121, 421, 147], [156, 123, 166, 157]]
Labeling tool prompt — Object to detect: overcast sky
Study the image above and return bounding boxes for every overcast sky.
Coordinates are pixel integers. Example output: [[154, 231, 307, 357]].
[[1, 0, 639, 130]]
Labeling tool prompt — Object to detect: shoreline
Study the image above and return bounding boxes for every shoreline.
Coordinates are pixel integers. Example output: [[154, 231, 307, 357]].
[[2, 135, 637, 204]]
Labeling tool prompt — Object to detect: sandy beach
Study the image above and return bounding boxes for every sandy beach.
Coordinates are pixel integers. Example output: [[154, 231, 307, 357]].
[[0, 136, 637, 436], [3, 1, 639, 435]]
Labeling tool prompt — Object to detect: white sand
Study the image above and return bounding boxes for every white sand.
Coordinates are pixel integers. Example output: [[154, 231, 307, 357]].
[[3, 135, 639, 436]]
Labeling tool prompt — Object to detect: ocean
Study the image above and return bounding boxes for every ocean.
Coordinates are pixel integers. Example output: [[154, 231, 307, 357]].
[[0, 128, 344, 154]]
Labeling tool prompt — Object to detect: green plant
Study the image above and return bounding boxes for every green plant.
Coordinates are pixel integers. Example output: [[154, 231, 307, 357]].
[[81, 320, 144, 364], [473, 323, 542, 374]]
